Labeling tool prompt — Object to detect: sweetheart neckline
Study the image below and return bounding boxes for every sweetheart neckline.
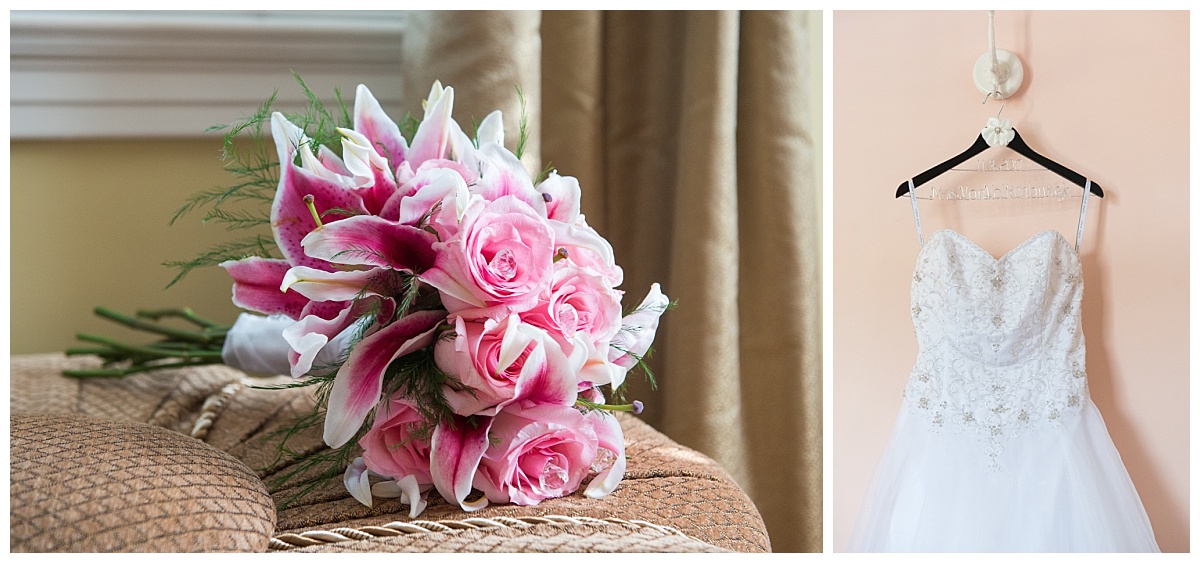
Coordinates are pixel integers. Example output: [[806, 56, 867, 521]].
[[923, 229, 1080, 266]]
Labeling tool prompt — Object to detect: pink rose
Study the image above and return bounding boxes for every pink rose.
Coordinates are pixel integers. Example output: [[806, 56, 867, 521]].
[[434, 314, 578, 417], [473, 403, 599, 506], [421, 195, 555, 316], [522, 263, 623, 350], [358, 396, 433, 486]]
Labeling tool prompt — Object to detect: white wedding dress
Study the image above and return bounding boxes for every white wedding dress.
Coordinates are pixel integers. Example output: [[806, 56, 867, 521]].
[[849, 182, 1159, 552]]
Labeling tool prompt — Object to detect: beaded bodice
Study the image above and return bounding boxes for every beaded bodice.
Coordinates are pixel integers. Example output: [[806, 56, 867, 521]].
[[903, 229, 1089, 468]]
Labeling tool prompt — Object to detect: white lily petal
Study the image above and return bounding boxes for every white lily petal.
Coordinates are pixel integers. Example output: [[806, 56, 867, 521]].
[[478, 142, 531, 179], [344, 457, 373, 507], [397, 475, 427, 518], [585, 451, 627, 499], [476, 110, 505, 146], [462, 496, 488, 512], [496, 314, 533, 372], [317, 145, 351, 176], [270, 112, 309, 165], [423, 80, 445, 117], [568, 333, 591, 374], [299, 143, 356, 186], [608, 283, 669, 384], [447, 118, 480, 169], [281, 266, 380, 302], [286, 332, 329, 377], [339, 127, 393, 188]]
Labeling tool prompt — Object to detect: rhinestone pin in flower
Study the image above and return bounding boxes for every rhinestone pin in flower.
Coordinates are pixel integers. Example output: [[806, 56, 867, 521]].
[[981, 116, 1015, 147]]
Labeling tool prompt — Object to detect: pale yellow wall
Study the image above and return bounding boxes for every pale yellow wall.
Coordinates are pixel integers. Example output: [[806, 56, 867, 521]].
[[11, 139, 251, 354]]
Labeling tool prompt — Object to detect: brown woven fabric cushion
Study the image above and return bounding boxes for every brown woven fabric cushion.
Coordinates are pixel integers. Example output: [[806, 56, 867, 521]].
[[10, 414, 275, 552], [11, 353, 770, 552]]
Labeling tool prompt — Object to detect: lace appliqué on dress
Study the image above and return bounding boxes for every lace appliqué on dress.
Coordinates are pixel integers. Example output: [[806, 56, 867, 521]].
[[903, 230, 1090, 471]]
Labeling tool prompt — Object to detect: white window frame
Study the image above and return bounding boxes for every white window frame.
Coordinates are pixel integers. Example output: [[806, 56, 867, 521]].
[[11, 10, 410, 139]]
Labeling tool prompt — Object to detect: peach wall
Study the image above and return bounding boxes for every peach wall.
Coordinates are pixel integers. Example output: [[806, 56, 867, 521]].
[[832, 11, 1188, 552]]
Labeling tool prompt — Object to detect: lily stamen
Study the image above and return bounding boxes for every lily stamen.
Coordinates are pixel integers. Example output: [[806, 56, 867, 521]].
[[577, 399, 643, 414], [303, 194, 324, 229]]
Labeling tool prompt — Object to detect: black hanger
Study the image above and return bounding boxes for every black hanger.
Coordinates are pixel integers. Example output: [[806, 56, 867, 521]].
[[895, 129, 1104, 198]]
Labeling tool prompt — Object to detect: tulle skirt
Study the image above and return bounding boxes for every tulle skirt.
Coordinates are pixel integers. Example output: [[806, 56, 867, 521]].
[[848, 400, 1160, 552]]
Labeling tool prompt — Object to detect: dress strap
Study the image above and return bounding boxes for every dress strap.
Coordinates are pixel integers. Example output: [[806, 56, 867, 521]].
[[907, 179, 924, 247], [1074, 180, 1091, 253]]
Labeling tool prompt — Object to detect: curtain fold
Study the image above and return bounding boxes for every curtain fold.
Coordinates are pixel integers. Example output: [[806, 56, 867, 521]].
[[660, 9, 749, 483], [399, 10, 821, 553], [733, 11, 822, 554]]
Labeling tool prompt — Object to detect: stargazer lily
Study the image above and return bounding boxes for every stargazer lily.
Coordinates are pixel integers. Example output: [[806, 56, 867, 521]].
[[323, 309, 446, 449], [429, 414, 494, 512]]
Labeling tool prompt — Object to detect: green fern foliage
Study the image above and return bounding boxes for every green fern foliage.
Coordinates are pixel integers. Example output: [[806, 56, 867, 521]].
[[166, 73, 359, 287]]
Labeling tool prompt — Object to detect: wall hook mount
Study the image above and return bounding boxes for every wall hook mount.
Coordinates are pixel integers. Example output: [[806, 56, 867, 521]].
[[973, 49, 1024, 100], [974, 11, 1023, 101]]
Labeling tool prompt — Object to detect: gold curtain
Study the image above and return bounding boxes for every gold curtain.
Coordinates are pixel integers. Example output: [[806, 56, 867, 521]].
[[398, 10, 822, 552]]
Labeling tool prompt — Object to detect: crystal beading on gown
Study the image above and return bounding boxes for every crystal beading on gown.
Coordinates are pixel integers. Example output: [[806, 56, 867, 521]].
[[848, 180, 1159, 552]]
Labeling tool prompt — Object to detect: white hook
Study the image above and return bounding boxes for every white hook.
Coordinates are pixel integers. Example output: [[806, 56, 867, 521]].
[[974, 11, 1024, 100]]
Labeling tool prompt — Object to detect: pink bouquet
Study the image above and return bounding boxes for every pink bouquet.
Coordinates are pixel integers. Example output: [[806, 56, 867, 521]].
[[211, 82, 668, 516]]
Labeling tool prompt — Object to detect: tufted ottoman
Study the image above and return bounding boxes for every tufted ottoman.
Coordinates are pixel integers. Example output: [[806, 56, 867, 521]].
[[10, 354, 771, 552]]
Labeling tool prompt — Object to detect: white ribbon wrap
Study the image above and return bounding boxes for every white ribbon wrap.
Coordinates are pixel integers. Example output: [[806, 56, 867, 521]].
[[221, 313, 356, 377], [221, 313, 295, 376]]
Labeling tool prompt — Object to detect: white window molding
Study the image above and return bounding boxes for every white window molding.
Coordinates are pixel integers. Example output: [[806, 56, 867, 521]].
[[11, 10, 410, 139]]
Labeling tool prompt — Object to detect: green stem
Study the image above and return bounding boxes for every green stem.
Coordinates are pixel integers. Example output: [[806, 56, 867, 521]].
[[202, 326, 231, 339], [145, 341, 203, 350], [65, 346, 124, 357], [575, 399, 643, 413], [136, 307, 221, 328], [75, 333, 223, 360], [94, 306, 214, 343]]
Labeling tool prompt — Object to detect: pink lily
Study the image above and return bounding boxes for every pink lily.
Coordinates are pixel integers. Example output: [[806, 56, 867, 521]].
[[282, 297, 396, 377], [269, 113, 367, 271], [351, 84, 409, 177], [469, 143, 547, 216], [219, 257, 310, 320], [406, 81, 456, 169], [429, 414, 494, 512], [338, 126, 399, 215], [280, 267, 383, 303], [282, 300, 354, 377], [323, 309, 445, 448], [300, 214, 437, 272]]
